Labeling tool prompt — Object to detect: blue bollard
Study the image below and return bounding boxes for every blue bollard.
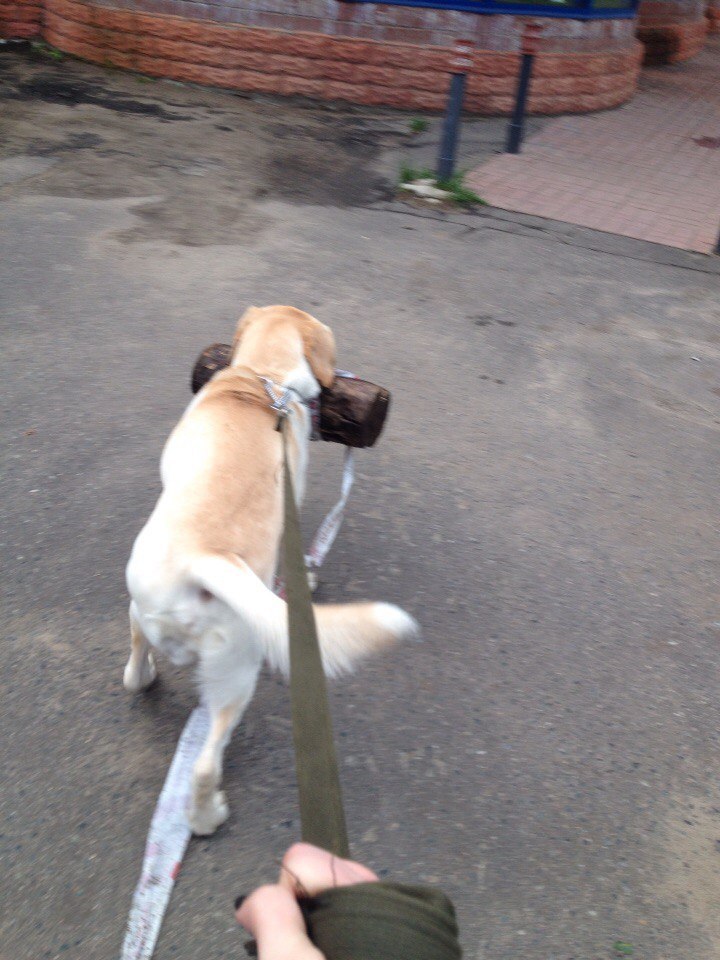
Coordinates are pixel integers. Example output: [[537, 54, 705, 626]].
[[437, 72, 467, 182], [505, 23, 543, 155], [436, 39, 473, 183]]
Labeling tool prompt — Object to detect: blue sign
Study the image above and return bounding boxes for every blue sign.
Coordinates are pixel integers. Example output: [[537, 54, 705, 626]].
[[341, 0, 637, 19]]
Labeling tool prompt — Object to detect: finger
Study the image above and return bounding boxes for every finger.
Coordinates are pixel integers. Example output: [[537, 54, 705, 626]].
[[278, 842, 378, 897], [237, 884, 324, 960]]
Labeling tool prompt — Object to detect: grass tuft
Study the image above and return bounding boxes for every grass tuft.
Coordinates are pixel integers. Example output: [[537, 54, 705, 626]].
[[409, 117, 429, 134], [400, 164, 434, 184], [32, 41, 64, 61], [399, 165, 486, 206]]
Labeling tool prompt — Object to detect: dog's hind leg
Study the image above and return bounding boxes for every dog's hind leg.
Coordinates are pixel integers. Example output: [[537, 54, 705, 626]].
[[123, 602, 158, 693], [188, 661, 260, 836]]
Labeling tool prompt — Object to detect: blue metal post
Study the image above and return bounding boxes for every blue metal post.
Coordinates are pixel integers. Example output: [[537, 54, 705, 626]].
[[437, 72, 467, 181], [506, 52, 534, 154], [505, 23, 542, 155], [436, 39, 473, 183]]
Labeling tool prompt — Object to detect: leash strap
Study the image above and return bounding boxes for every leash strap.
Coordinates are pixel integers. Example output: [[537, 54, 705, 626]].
[[281, 416, 351, 858], [305, 448, 355, 573], [120, 705, 210, 960]]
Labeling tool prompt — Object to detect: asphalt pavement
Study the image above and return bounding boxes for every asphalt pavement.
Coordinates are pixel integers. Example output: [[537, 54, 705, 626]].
[[3, 49, 720, 960]]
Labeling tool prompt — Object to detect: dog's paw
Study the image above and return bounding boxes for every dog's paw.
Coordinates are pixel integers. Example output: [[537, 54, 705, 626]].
[[123, 650, 158, 693], [187, 791, 229, 836]]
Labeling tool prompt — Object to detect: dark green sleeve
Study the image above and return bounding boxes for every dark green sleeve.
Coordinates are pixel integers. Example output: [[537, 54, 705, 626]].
[[301, 881, 463, 960]]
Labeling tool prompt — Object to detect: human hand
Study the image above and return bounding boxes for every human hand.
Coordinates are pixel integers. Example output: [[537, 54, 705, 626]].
[[235, 842, 378, 959]]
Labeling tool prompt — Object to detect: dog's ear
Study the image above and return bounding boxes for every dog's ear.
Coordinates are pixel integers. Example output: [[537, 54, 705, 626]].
[[302, 319, 336, 389], [232, 306, 261, 354]]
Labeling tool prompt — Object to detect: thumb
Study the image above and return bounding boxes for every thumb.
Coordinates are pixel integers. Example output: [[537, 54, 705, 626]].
[[237, 884, 324, 960]]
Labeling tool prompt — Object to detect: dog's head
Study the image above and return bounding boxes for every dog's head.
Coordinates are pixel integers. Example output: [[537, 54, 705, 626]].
[[231, 305, 336, 393]]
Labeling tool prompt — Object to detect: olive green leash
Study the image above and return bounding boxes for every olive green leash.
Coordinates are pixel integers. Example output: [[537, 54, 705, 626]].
[[278, 416, 462, 959], [280, 416, 350, 858]]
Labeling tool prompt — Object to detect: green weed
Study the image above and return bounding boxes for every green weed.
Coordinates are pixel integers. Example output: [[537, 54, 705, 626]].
[[399, 165, 486, 207], [32, 41, 64, 61], [400, 164, 434, 184], [436, 171, 486, 206], [409, 117, 429, 134]]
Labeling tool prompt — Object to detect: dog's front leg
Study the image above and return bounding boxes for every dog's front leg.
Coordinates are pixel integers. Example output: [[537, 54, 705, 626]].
[[123, 603, 158, 693], [188, 666, 259, 836]]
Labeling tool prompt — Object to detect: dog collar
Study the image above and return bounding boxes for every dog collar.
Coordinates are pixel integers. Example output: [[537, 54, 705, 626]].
[[258, 376, 322, 438], [258, 376, 297, 418]]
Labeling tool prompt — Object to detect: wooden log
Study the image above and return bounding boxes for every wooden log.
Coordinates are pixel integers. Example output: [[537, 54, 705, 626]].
[[318, 376, 390, 449], [191, 343, 233, 395], [190, 343, 390, 448]]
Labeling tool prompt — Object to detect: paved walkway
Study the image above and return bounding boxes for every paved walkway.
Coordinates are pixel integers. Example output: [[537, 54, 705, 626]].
[[467, 36, 720, 254]]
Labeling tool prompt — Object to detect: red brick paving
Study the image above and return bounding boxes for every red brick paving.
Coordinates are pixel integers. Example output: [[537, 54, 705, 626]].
[[467, 35, 720, 254]]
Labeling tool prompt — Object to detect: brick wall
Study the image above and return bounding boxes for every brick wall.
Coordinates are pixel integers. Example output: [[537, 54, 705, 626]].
[[3, 0, 644, 115], [0, 0, 44, 38], [73, 0, 638, 53], [708, 0, 720, 32], [638, 0, 709, 60]]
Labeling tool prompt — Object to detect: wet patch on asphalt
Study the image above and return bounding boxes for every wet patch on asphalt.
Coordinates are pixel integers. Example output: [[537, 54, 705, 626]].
[[9, 72, 191, 121], [25, 132, 105, 156], [0, 55, 404, 244]]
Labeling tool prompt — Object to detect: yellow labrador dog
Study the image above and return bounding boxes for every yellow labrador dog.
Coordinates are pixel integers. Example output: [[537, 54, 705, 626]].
[[124, 305, 417, 835]]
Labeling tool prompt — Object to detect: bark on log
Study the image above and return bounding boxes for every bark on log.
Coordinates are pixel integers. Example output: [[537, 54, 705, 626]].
[[191, 343, 233, 395]]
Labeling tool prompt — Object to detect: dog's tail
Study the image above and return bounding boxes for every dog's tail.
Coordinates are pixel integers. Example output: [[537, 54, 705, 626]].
[[189, 554, 418, 677]]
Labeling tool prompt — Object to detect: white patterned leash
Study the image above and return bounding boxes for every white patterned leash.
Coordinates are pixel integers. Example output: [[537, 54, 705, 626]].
[[305, 447, 355, 574], [121, 444, 355, 959], [121, 705, 210, 959], [304, 370, 358, 576]]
